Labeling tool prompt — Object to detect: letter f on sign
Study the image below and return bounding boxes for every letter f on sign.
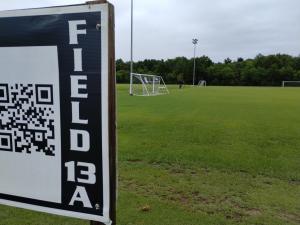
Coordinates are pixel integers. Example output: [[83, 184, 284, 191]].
[[69, 20, 87, 44]]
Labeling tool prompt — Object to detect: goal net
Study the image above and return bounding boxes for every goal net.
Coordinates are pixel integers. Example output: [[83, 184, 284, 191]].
[[197, 80, 207, 87], [282, 81, 300, 87], [129, 73, 169, 96]]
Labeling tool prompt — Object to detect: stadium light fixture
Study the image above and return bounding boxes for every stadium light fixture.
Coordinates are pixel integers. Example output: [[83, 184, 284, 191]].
[[192, 38, 198, 86]]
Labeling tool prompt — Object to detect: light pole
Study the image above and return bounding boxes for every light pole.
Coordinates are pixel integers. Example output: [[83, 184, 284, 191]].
[[129, 0, 134, 95], [192, 38, 198, 86]]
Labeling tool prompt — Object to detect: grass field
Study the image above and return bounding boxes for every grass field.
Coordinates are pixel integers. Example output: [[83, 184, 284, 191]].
[[1, 85, 300, 225]]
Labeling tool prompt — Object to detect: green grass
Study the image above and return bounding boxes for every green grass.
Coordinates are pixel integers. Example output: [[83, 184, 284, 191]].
[[1, 85, 300, 224]]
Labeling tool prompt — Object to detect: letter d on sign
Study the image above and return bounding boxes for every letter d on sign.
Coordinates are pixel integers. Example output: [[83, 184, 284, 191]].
[[70, 129, 90, 152]]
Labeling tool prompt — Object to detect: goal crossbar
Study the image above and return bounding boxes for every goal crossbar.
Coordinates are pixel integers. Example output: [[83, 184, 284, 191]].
[[282, 81, 300, 87]]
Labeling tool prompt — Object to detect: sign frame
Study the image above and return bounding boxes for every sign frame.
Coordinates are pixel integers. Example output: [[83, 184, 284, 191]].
[[0, 2, 116, 225]]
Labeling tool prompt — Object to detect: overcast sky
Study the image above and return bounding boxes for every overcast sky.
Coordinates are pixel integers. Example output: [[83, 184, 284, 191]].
[[0, 0, 299, 62]]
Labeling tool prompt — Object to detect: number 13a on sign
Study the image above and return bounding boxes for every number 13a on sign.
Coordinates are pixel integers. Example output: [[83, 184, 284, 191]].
[[65, 161, 96, 208]]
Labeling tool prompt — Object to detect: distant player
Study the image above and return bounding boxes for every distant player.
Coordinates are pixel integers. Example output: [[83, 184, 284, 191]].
[[179, 80, 184, 89]]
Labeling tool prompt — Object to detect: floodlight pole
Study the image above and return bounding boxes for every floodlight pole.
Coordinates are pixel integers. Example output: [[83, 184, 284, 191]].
[[192, 38, 198, 86], [129, 0, 134, 95]]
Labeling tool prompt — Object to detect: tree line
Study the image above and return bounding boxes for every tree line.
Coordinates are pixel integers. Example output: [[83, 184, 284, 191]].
[[116, 54, 300, 86]]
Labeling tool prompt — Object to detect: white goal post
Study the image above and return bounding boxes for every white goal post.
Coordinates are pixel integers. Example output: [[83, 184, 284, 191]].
[[282, 81, 300, 87], [197, 80, 207, 87], [129, 73, 169, 96]]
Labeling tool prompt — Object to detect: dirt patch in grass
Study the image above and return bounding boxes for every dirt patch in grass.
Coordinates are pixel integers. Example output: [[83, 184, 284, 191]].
[[279, 212, 300, 224], [245, 208, 262, 217]]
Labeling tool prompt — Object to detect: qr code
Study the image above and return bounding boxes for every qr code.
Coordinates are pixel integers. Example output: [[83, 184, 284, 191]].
[[0, 83, 55, 156]]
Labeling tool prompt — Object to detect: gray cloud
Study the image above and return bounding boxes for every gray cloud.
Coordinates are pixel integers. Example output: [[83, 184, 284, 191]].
[[0, 0, 299, 62]]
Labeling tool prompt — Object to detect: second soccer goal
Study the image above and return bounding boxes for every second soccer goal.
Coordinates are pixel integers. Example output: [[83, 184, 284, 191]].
[[129, 73, 169, 96]]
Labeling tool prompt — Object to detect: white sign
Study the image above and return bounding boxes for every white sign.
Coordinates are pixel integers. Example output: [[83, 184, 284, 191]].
[[0, 3, 114, 224]]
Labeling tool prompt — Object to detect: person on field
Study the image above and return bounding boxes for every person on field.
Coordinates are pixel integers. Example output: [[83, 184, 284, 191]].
[[179, 80, 184, 89]]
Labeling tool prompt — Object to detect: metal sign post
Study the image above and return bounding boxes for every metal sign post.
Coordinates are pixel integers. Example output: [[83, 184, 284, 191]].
[[0, 1, 116, 225]]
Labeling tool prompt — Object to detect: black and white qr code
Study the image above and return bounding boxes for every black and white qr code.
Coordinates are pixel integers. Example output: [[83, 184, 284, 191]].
[[0, 83, 56, 156]]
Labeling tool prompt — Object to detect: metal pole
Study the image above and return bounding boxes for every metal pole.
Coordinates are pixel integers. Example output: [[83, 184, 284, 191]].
[[129, 0, 134, 95], [193, 44, 196, 86], [192, 38, 198, 86]]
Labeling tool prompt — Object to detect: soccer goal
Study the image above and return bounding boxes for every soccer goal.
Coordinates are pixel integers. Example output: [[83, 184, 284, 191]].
[[282, 81, 300, 87], [129, 73, 169, 96], [197, 80, 207, 87]]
